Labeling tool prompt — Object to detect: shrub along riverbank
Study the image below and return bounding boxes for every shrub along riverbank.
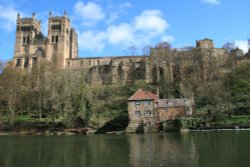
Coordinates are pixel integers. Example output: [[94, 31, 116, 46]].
[[161, 115, 250, 132], [1, 113, 250, 135]]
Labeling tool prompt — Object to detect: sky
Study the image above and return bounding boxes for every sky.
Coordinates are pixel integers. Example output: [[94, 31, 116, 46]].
[[0, 0, 250, 61]]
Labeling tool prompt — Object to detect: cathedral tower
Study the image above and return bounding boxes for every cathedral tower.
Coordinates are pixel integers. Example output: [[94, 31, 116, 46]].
[[14, 13, 44, 69], [47, 11, 78, 68], [13, 12, 78, 69]]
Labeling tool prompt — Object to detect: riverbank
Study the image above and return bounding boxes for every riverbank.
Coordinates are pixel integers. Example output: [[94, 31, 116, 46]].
[[190, 125, 250, 131], [161, 115, 250, 132], [0, 113, 128, 135], [1, 115, 250, 135], [0, 122, 93, 136]]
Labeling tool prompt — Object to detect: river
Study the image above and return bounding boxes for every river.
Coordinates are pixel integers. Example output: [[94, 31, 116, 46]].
[[0, 131, 249, 167]]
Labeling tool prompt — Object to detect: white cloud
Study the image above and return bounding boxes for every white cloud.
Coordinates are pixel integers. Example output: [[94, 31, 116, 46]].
[[107, 23, 134, 45], [106, 2, 132, 24], [106, 12, 118, 24], [74, 1, 105, 25], [105, 9, 171, 46], [78, 30, 106, 51], [161, 35, 175, 43], [0, 5, 20, 32], [202, 0, 221, 5], [234, 40, 249, 54], [119, 2, 132, 9], [134, 10, 169, 36], [77, 8, 173, 53]]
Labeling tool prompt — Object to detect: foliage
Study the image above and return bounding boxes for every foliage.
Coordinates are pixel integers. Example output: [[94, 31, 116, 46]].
[[210, 115, 250, 126], [0, 67, 25, 128], [225, 62, 250, 114], [0, 60, 4, 74], [0, 63, 156, 130]]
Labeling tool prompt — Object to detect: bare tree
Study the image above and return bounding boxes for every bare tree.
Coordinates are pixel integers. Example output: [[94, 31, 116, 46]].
[[141, 45, 151, 56], [223, 42, 235, 53], [156, 42, 171, 50], [124, 45, 138, 56], [248, 39, 250, 49], [0, 68, 23, 128], [0, 60, 4, 74]]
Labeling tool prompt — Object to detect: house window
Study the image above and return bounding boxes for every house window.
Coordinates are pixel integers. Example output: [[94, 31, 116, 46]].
[[68, 61, 70, 67], [145, 110, 152, 115], [24, 58, 29, 68], [51, 36, 58, 43], [164, 108, 168, 112], [134, 101, 140, 106], [135, 111, 141, 116], [51, 24, 61, 30], [16, 59, 21, 67], [27, 36, 30, 44], [144, 101, 150, 106]]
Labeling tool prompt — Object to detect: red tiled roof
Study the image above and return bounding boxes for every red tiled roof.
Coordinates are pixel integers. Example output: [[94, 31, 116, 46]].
[[128, 88, 158, 102], [145, 92, 158, 102]]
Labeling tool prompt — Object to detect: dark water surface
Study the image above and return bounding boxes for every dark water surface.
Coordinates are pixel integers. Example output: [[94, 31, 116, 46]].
[[0, 131, 250, 167]]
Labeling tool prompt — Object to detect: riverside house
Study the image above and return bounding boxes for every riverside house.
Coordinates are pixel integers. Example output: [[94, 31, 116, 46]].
[[126, 89, 195, 133]]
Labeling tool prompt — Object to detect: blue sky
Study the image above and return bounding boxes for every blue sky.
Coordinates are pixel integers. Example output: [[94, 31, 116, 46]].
[[0, 0, 250, 61]]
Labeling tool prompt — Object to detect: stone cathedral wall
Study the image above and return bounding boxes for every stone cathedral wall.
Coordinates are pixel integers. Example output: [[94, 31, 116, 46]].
[[11, 12, 236, 86], [66, 56, 151, 85]]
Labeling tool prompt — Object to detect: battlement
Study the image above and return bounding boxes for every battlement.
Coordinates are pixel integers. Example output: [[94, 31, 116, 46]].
[[49, 11, 69, 20], [196, 38, 214, 49]]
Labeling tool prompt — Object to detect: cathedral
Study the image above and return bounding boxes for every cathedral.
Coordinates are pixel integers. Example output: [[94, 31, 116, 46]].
[[13, 11, 77, 70], [11, 12, 230, 86]]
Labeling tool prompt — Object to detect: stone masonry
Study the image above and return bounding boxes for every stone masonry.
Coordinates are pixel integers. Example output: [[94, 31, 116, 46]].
[[126, 89, 195, 133], [10, 12, 233, 86], [126, 89, 158, 133]]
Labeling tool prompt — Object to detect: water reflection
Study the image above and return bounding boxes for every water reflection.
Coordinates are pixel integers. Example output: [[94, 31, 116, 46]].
[[0, 131, 250, 167], [0, 135, 131, 167], [128, 133, 198, 167]]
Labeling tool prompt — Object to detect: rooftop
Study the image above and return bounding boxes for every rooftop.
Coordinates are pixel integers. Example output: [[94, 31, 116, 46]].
[[158, 99, 195, 108], [128, 88, 158, 102]]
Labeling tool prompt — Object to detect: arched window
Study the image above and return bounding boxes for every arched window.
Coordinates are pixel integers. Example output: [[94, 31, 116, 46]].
[[27, 36, 30, 44], [35, 48, 45, 58]]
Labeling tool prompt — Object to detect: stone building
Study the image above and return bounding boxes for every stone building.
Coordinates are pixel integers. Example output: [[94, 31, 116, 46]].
[[67, 56, 151, 85], [126, 89, 195, 133], [10, 12, 233, 86], [126, 89, 158, 133], [13, 11, 78, 69], [157, 98, 195, 122]]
